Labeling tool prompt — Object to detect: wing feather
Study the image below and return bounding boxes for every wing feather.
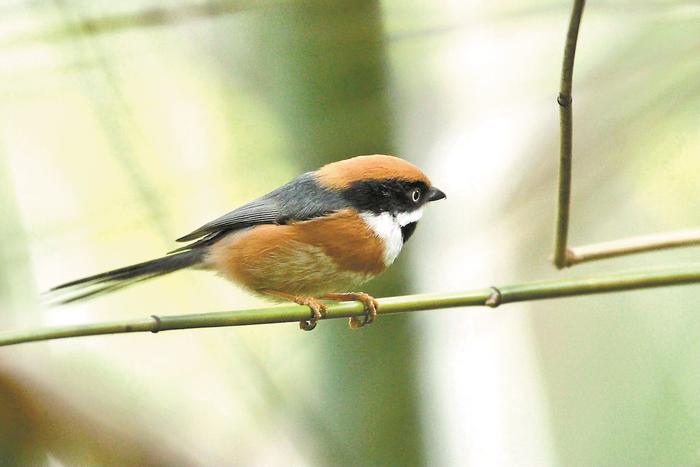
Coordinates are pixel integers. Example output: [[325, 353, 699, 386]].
[[174, 172, 348, 248], [176, 198, 280, 242]]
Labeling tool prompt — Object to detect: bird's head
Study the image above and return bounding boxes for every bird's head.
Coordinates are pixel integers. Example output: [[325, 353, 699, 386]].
[[315, 154, 446, 244]]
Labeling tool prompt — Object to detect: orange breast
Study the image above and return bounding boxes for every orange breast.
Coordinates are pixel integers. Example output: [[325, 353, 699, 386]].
[[205, 209, 386, 296]]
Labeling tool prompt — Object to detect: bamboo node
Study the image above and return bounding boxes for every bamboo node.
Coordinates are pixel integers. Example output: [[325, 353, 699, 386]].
[[485, 287, 502, 308], [557, 93, 572, 107], [151, 315, 162, 333]]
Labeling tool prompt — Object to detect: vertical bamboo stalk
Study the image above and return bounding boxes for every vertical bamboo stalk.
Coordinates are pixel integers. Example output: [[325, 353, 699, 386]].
[[554, 0, 586, 268]]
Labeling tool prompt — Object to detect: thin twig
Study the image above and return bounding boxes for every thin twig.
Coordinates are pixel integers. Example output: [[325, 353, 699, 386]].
[[5, 264, 700, 347], [53, 0, 173, 239], [554, 0, 586, 269], [1, 1, 265, 48], [567, 229, 700, 265]]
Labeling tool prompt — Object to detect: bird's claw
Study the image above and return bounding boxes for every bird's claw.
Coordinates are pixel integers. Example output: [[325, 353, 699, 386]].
[[297, 297, 327, 331], [345, 293, 378, 329], [322, 292, 379, 329]]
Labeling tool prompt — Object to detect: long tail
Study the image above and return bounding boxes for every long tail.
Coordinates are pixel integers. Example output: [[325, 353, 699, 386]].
[[47, 249, 206, 304]]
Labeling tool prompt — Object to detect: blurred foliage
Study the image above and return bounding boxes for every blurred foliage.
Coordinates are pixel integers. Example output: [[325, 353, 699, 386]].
[[0, 156, 33, 325], [0, 367, 188, 465]]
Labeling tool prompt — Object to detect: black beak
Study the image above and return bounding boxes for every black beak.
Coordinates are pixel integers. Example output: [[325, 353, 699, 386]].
[[427, 187, 446, 202]]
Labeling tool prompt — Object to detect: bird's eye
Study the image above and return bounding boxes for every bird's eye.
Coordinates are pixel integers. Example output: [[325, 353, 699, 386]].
[[411, 188, 421, 202]]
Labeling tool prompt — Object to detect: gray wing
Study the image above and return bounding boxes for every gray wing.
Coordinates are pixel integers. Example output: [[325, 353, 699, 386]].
[[175, 197, 280, 242], [173, 172, 347, 249]]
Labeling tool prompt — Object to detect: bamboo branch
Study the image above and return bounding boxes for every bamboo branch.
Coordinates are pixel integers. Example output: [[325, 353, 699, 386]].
[[5, 265, 700, 347], [551, 1, 700, 268], [554, 0, 586, 269], [567, 229, 700, 265]]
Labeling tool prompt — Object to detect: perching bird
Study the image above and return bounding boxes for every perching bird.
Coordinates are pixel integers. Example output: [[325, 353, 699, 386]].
[[50, 154, 446, 330]]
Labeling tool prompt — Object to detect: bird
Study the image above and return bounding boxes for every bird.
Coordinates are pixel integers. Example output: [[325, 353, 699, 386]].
[[49, 154, 446, 331]]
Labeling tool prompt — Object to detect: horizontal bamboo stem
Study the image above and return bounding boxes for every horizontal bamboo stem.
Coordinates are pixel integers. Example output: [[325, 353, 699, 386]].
[[3, 264, 700, 346], [566, 229, 700, 265]]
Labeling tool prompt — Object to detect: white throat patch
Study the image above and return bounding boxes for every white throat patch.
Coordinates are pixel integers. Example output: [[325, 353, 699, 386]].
[[360, 208, 424, 266]]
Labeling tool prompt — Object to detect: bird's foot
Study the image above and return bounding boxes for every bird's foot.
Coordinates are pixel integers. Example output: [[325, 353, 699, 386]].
[[294, 296, 327, 331], [323, 292, 378, 329], [261, 290, 327, 331]]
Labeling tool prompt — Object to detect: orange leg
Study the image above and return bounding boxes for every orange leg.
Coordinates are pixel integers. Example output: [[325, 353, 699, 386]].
[[323, 292, 379, 330], [262, 290, 327, 331]]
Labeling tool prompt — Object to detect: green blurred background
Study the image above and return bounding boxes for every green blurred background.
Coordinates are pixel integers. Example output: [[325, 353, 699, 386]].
[[1, 0, 700, 465]]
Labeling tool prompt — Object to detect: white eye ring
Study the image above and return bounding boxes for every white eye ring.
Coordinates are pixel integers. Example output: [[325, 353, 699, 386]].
[[411, 189, 421, 202]]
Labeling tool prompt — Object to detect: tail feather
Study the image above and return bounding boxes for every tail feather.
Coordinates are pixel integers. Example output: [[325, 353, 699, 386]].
[[47, 249, 205, 305]]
